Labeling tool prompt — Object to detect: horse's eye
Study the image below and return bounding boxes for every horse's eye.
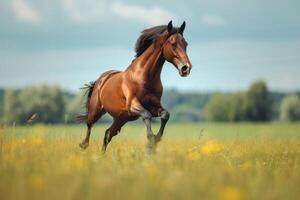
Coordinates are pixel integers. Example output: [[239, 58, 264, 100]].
[[171, 43, 177, 48]]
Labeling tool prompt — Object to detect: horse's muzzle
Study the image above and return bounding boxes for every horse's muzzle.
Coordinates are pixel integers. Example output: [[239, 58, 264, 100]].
[[179, 64, 191, 77]]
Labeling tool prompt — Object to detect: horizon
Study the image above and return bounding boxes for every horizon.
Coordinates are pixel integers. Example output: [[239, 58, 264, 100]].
[[1, 81, 299, 94]]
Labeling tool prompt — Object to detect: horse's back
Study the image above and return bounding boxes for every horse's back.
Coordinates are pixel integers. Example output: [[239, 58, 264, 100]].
[[97, 70, 121, 82], [95, 70, 121, 91]]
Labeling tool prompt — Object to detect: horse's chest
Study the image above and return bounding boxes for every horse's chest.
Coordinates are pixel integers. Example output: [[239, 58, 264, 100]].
[[132, 80, 162, 107], [138, 89, 161, 107]]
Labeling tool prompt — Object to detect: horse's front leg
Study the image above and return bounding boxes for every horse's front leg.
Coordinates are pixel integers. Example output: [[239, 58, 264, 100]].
[[154, 108, 170, 144], [130, 98, 156, 153]]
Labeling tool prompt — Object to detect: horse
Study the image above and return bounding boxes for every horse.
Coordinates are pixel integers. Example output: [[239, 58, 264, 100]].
[[78, 21, 192, 153]]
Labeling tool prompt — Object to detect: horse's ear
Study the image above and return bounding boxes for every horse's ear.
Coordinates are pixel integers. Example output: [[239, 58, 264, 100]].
[[179, 21, 186, 34], [167, 20, 173, 33]]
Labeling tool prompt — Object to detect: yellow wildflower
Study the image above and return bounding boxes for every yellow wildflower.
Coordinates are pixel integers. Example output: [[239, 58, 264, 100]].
[[201, 141, 223, 155], [31, 136, 44, 146], [218, 186, 247, 200]]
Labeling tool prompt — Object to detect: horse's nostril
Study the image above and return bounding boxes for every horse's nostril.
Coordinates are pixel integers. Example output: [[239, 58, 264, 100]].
[[181, 65, 188, 73]]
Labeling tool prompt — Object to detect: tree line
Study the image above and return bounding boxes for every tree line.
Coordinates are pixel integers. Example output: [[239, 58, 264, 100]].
[[0, 81, 299, 124], [205, 81, 273, 122]]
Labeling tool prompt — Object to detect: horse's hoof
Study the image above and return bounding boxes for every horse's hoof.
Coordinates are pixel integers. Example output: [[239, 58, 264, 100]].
[[79, 142, 89, 150]]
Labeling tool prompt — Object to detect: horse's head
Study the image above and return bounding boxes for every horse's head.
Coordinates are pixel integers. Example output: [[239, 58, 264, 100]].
[[163, 21, 192, 77]]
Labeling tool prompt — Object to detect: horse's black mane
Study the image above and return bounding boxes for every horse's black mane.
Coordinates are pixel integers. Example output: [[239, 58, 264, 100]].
[[134, 25, 180, 57]]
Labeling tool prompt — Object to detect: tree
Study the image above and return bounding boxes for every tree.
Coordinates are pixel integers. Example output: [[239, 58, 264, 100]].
[[3, 85, 65, 124], [172, 104, 203, 122], [205, 94, 231, 122], [65, 91, 86, 123], [280, 94, 300, 121], [162, 89, 184, 110], [0, 89, 4, 123], [228, 92, 247, 122], [204, 81, 273, 122], [244, 80, 272, 121], [205, 93, 249, 122], [3, 89, 23, 123]]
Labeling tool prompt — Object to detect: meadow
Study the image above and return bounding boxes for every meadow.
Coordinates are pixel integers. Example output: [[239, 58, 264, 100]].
[[1, 123, 300, 200]]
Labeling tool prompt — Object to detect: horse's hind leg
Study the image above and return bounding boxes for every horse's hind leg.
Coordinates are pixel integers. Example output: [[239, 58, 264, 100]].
[[154, 109, 170, 143], [102, 118, 126, 153], [79, 108, 106, 150], [79, 124, 92, 150]]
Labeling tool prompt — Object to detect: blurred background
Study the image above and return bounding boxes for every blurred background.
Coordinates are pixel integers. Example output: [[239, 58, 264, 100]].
[[0, 0, 300, 124]]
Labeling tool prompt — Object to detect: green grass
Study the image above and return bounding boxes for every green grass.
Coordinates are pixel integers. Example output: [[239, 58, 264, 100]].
[[1, 123, 300, 200]]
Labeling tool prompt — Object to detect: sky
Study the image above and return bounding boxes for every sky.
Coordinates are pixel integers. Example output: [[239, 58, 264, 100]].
[[0, 0, 300, 92]]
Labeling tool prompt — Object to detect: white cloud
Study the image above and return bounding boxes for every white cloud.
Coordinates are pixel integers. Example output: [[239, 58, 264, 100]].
[[62, 0, 175, 25], [201, 15, 226, 27], [62, 0, 109, 23], [11, 0, 41, 24], [111, 2, 175, 25]]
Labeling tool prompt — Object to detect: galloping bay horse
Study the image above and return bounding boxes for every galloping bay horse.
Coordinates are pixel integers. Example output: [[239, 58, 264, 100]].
[[78, 21, 192, 153]]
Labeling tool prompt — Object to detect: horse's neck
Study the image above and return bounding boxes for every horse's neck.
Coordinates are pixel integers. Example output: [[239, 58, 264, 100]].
[[130, 39, 166, 82]]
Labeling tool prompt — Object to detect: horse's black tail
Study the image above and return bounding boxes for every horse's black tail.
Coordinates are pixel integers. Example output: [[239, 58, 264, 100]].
[[76, 81, 96, 123]]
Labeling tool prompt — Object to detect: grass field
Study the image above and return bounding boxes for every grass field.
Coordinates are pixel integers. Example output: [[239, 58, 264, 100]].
[[1, 123, 300, 200]]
